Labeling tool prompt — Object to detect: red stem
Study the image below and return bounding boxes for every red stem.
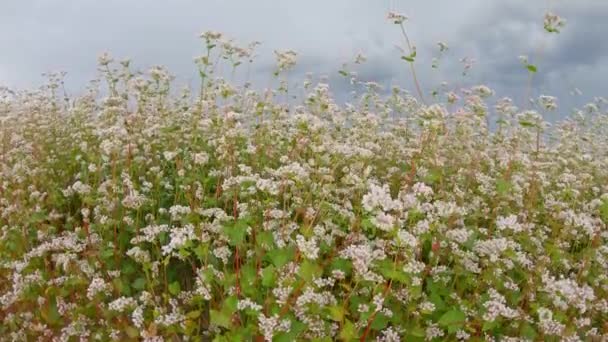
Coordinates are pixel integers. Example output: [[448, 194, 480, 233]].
[[359, 280, 393, 342]]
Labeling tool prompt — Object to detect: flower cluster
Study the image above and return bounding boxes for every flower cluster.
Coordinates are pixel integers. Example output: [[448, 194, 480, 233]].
[[0, 11, 607, 341]]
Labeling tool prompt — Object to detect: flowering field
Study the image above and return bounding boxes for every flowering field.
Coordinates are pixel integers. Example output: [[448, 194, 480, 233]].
[[1, 11, 608, 342]]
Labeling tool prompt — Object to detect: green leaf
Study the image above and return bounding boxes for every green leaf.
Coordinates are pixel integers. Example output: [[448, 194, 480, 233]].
[[225, 327, 254, 341], [298, 260, 322, 282], [187, 310, 201, 319], [423, 168, 442, 185], [348, 296, 365, 317], [28, 211, 47, 224], [268, 246, 295, 268], [115, 277, 132, 296], [518, 120, 536, 128], [339, 319, 357, 341], [330, 258, 353, 276], [520, 322, 537, 340], [132, 277, 146, 290], [482, 320, 498, 331], [361, 217, 376, 233], [101, 247, 114, 259], [526, 64, 537, 73], [212, 336, 228, 342], [224, 295, 239, 313], [261, 265, 277, 287], [210, 309, 232, 329], [377, 259, 407, 283], [41, 297, 62, 326], [496, 179, 512, 195], [410, 326, 426, 337], [370, 313, 390, 330], [240, 262, 258, 297], [257, 230, 275, 248], [430, 296, 446, 315], [438, 309, 466, 332], [194, 243, 208, 260], [125, 326, 140, 338], [328, 305, 345, 322], [401, 50, 417, 63], [121, 259, 137, 275], [599, 200, 608, 224], [169, 281, 181, 295], [223, 219, 249, 246], [275, 320, 306, 342]]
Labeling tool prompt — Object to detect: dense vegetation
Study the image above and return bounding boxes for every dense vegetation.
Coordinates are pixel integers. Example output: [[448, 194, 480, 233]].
[[1, 10, 608, 342]]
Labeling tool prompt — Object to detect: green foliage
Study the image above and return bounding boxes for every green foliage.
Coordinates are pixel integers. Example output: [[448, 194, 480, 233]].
[[438, 309, 466, 332]]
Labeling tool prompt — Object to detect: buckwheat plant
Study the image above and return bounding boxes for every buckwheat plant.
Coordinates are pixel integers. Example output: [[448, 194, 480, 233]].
[[0, 10, 607, 342]]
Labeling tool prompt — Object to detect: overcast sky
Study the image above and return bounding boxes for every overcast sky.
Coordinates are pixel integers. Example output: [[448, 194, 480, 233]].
[[1, 0, 606, 113]]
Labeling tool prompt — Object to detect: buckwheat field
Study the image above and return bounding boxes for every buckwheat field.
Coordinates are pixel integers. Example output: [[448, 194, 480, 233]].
[[1, 7, 607, 342]]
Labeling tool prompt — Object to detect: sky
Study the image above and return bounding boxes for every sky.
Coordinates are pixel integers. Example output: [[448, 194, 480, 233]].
[[1, 0, 606, 114]]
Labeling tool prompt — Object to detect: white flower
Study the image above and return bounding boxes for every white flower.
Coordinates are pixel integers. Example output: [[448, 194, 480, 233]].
[[412, 182, 434, 198], [472, 85, 494, 98], [362, 184, 400, 212], [132, 306, 145, 328], [372, 212, 396, 231], [274, 50, 297, 72], [98, 52, 113, 66], [109, 297, 137, 313], [162, 224, 197, 257], [200, 30, 222, 41], [122, 191, 147, 210], [296, 235, 320, 260], [419, 301, 435, 313], [237, 298, 263, 312], [425, 323, 444, 341], [193, 152, 209, 165], [378, 326, 401, 342], [354, 53, 367, 64], [496, 215, 525, 233], [257, 314, 291, 342], [213, 246, 232, 264], [544, 12, 566, 33], [127, 246, 151, 264], [70, 181, 92, 196], [539, 95, 558, 111], [86, 277, 110, 300], [474, 238, 514, 262], [541, 272, 595, 313], [169, 205, 191, 220], [163, 151, 178, 161], [446, 228, 471, 244], [397, 230, 418, 248], [387, 11, 408, 24], [482, 289, 519, 321], [518, 55, 529, 64]]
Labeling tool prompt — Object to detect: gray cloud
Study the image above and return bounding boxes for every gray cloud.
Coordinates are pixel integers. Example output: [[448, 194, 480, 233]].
[[0, 0, 606, 115]]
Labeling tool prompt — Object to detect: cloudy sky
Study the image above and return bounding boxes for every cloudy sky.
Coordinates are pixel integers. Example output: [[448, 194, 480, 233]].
[[1, 0, 606, 113]]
